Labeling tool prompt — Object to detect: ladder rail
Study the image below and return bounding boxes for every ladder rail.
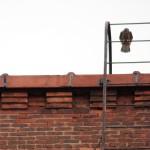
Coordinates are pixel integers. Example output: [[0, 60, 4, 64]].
[[101, 21, 110, 150]]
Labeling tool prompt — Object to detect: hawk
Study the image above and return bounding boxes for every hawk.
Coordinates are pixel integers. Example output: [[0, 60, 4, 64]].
[[119, 28, 133, 52]]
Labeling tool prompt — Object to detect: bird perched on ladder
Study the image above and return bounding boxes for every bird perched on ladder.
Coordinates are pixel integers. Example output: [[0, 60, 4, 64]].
[[119, 28, 133, 52]]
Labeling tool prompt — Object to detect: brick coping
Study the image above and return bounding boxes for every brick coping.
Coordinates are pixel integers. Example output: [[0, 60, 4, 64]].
[[0, 73, 150, 88]]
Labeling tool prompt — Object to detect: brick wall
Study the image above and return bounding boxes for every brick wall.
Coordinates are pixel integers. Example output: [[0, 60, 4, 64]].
[[0, 74, 150, 150]]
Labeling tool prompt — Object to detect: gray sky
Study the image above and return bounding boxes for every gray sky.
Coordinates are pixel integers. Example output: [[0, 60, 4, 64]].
[[0, 0, 150, 75]]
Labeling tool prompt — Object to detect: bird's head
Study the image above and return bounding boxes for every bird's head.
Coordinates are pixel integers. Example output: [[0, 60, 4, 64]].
[[124, 28, 129, 32]]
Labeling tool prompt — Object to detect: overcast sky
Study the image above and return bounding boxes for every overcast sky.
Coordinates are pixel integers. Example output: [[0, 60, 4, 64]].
[[0, 0, 150, 75]]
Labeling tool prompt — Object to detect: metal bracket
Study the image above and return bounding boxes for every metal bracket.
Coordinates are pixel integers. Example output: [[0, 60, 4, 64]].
[[133, 71, 140, 85], [2, 73, 8, 88], [67, 72, 75, 87], [99, 79, 110, 86]]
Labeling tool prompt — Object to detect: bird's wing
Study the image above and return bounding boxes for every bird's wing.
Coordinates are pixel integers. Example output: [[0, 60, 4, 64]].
[[130, 31, 133, 40], [127, 31, 133, 42], [119, 31, 124, 41]]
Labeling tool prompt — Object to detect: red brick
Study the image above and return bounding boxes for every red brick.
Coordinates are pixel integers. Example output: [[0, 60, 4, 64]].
[[135, 90, 150, 95], [9, 132, 27, 136], [134, 102, 150, 108], [47, 97, 72, 103], [1, 104, 28, 109], [0, 141, 7, 145], [1, 97, 28, 103], [29, 97, 45, 101], [135, 95, 150, 101], [1, 92, 27, 97], [90, 90, 117, 96], [46, 92, 72, 97], [46, 103, 72, 109], [8, 140, 25, 145], [0, 145, 17, 149], [90, 96, 116, 101], [29, 101, 45, 107], [18, 145, 35, 149], [18, 118, 38, 123]]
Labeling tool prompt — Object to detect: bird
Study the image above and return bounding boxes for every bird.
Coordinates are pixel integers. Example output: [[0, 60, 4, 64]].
[[119, 28, 133, 52]]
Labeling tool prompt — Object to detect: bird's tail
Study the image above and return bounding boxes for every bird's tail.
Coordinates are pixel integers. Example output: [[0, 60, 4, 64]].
[[121, 44, 130, 52]]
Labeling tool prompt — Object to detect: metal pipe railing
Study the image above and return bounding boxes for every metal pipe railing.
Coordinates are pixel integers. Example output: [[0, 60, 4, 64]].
[[107, 61, 150, 64], [101, 21, 110, 150], [109, 40, 150, 43], [110, 22, 150, 25], [100, 21, 150, 150], [108, 22, 150, 73]]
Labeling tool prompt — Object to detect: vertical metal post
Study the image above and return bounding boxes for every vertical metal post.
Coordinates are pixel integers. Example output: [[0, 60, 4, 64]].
[[108, 24, 112, 74], [101, 21, 109, 150]]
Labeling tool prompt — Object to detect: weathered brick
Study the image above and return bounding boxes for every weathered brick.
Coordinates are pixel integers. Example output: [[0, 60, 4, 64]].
[[64, 139, 79, 143], [9, 132, 27, 136], [18, 145, 35, 149], [1, 104, 28, 109], [0, 140, 7, 145], [46, 92, 72, 97], [46, 103, 72, 109], [0, 145, 17, 149], [18, 118, 38, 123], [135, 96, 150, 101], [8, 140, 25, 145], [1, 98, 28, 103], [47, 97, 72, 103], [1, 92, 27, 97]]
